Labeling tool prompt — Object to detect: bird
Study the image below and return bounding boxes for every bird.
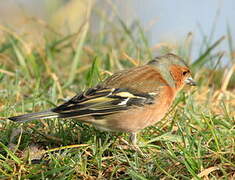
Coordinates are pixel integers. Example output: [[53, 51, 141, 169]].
[[8, 53, 196, 149]]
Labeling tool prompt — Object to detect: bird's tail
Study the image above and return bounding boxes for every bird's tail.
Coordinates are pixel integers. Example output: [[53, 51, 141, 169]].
[[8, 110, 59, 123]]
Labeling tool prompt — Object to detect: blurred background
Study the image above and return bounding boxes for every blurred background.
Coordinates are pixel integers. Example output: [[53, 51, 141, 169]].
[[0, 0, 234, 62], [0, 0, 234, 90]]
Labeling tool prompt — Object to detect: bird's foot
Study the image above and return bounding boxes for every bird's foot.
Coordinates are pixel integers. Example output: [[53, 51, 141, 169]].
[[118, 135, 147, 157]]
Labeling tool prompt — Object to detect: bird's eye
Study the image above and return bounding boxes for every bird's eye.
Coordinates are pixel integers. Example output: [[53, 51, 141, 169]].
[[182, 71, 188, 76]]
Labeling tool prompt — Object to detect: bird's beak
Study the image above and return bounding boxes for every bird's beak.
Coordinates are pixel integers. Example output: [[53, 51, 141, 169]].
[[185, 76, 196, 86]]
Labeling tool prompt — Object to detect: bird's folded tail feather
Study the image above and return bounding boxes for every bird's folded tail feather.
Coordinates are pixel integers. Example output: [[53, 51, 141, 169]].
[[8, 110, 59, 123]]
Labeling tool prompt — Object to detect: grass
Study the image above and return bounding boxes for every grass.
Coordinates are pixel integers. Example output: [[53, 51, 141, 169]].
[[0, 10, 235, 179]]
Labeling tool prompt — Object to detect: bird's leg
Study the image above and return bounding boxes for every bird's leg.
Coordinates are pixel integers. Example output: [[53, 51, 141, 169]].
[[129, 132, 137, 145], [129, 132, 146, 156], [118, 132, 146, 156], [119, 132, 137, 146]]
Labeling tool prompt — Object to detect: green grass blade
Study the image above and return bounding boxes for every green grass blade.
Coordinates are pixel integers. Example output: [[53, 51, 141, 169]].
[[86, 57, 100, 87], [66, 23, 89, 87], [192, 36, 225, 70], [0, 142, 22, 165], [128, 169, 148, 180]]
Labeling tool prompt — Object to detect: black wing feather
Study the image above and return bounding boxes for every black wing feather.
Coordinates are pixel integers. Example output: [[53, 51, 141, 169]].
[[52, 87, 157, 118]]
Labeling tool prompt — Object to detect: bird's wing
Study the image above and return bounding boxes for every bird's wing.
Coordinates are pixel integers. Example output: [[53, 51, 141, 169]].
[[52, 87, 158, 118], [52, 64, 166, 119]]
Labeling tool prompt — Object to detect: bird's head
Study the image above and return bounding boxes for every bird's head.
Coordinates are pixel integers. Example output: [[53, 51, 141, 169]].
[[148, 53, 196, 90]]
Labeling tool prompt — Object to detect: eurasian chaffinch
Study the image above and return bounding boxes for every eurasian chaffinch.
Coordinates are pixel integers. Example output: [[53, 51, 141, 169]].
[[9, 53, 196, 147]]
